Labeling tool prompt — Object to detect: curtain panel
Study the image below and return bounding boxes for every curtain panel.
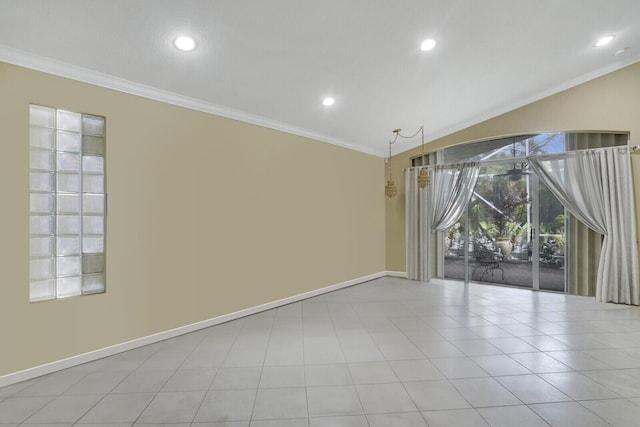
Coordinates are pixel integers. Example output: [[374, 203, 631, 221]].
[[528, 147, 639, 305], [406, 163, 479, 281], [405, 168, 428, 281]]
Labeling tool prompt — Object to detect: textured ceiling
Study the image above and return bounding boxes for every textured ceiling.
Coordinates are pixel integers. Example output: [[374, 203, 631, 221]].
[[1, 0, 639, 156]]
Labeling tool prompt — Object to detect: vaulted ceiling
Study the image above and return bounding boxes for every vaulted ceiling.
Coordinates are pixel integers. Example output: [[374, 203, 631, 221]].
[[1, 0, 639, 156]]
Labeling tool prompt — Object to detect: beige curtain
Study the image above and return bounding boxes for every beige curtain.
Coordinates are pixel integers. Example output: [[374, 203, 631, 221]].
[[568, 218, 601, 296]]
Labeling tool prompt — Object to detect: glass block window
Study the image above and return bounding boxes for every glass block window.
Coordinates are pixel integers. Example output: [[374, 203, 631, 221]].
[[29, 105, 106, 302]]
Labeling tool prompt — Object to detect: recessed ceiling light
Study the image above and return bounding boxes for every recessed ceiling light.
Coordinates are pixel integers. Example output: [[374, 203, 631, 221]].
[[322, 97, 335, 106], [420, 39, 436, 51], [595, 35, 615, 47], [174, 36, 196, 51]]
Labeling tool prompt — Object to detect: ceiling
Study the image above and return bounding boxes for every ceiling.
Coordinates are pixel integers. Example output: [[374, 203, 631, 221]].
[[1, 1, 639, 157]]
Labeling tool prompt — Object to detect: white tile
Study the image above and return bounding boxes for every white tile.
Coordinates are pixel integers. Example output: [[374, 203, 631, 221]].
[[259, 366, 305, 388], [63, 371, 129, 395], [0, 378, 39, 397], [468, 326, 514, 339], [546, 350, 615, 370], [16, 370, 86, 397], [195, 422, 248, 427], [0, 397, 53, 423], [307, 385, 363, 417], [309, 415, 368, 427], [135, 423, 189, 427], [137, 391, 205, 423], [78, 393, 155, 423], [263, 342, 304, 366], [498, 324, 544, 337], [356, 383, 417, 414], [582, 369, 640, 397], [194, 389, 256, 422], [25, 394, 102, 423], [162, 368, 217, 391], [367, 412, 427, 426], [13, 276, 640, 426], [450, 377, 520, 407], [375, 341, 425, 360], [348, 362, 398, 384], [304, 338, 346, 364], [222, 347, 268, 368], [413, 339, 466, 358], [251, 419, 308, 427], [551, 334, 609, 350], [252, 388, 308, 420], [338, 331, 385, 363], [530, 402, 610, 426], [518, 335, 573, 351], [508, 352, 572, 373], [437, 327, 482, 341], [584, 349, 640, 369], [181, 347, 228, 369], [421, 408, 488, 426], [495, 374, 570, 404], [111, 369, 174, 393], [211, 367, 262, 390], [404, 380, 470, 411], [539, 372, 621, 400], [581, 398, 640, 426], [341, 343, 387, 363], [305, 364, 352, 386], [390, 359, 445, 381], [477, 405, 549, 427], [450, 339, 503, 356], [485, 337, 539, 353], [431, 357, 489, 379], [471, 355, 531, 376]]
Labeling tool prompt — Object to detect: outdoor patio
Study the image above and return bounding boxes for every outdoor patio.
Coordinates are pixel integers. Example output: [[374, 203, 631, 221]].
[[445, 257, 565, 292]]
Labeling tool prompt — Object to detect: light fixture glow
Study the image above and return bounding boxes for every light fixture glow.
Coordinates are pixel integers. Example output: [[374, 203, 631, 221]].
[[420, 39, 436, 51], [174, 36, 196, 51], [595, 35, 614, 47], [322, 97, 335, 106]]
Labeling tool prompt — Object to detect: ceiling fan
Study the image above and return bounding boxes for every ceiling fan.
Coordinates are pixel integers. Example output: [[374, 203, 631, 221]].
[[499, 163, 531, 181], [496, 139, 531, 181]]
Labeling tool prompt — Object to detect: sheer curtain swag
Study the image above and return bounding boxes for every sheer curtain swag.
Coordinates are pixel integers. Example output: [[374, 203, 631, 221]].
[[406, 163, 480, 281], [528, 147, 639, 305]]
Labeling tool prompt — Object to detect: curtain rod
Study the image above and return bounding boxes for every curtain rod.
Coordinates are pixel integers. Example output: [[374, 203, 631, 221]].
[[527, 144, 633, 161], [404, 144, 636, 170], [402, 161, 477, 172]]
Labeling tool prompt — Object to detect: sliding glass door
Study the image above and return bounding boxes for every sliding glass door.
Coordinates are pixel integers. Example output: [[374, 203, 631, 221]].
[[537, 180, 566, 291], [469, 162, 534, 288], [438, 132, 629, 296], [443, 163, 566, 291]]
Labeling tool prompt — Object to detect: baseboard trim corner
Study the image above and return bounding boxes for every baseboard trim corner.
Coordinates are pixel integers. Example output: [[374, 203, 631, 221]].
[[385, 270, 408, 278]]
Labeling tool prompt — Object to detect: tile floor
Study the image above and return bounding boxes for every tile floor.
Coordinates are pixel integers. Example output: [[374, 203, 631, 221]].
[[3, 276, 640, 426]]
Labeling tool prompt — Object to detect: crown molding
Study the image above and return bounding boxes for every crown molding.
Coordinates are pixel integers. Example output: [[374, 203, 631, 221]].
[[0, 45, 385, 157]]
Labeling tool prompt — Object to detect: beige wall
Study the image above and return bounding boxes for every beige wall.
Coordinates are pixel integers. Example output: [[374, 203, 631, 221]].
[[0, 63, 386, 377], [386, 61, 640, 271]]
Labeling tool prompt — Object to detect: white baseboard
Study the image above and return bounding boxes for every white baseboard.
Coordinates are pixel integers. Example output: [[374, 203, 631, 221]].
[[0, 271, 395, 388]]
